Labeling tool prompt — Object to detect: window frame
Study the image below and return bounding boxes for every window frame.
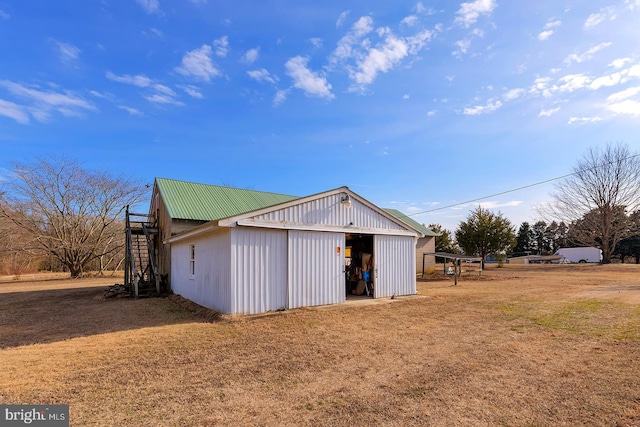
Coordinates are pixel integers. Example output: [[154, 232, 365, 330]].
[[189, 243, 196, 279]]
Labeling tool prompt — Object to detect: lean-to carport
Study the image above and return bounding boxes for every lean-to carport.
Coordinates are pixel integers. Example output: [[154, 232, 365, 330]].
[[422, 252, 483, 285]]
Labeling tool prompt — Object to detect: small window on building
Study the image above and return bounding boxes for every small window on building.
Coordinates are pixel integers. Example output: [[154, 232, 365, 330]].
[[189, 244, 195, 278]]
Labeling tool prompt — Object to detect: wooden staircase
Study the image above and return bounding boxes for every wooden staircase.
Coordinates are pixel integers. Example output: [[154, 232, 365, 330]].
[[125, 207, 160, 297]]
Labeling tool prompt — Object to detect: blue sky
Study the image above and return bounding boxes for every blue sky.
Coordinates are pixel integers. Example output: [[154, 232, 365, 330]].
[[1, 0, 639, 231]]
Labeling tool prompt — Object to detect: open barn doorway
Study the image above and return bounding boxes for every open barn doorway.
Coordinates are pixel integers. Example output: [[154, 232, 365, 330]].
[[345, 233, 374, 298]]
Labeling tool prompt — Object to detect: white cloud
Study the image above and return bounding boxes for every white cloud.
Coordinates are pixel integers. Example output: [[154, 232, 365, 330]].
[[135, 0, 160, 14], [310, 38, 323, 48], [153, 84, 176, 96], [403, 94, 410, 99], [106, 71, 152, 87], [627, 0, 640, 10], [89, 90, 113, 99], [118, 105, 143, 116], [329, 16, 374, 65], [454, 0, 497, 28], [538, 30, 554, 41], [175, 45, 221, 82], [463, 98, 502, 115], [426, 110, 436, 116], [610, 57, 632, 69], [589, 71, 625, 90], [584, 7, 616, 29], [0, 80, 95, 121], [584, 13, 604, 28], [568, 116, 603, 124], [406, 29, 434, 54], [330, 16, 433, 89], [546, 19, 562, 29], [53, 41, 81, 63], [1, 81, 94, 111], [414, 2, 435, 15], [106, 72, 182, 104], [352, 35, 409, 87], [401, 15, 419, 26], [628, 64, 640, 78], [247, 68, 278, 85], [606, 99, 640, 116], [179, 85, 203, 98], [479, 200, 523, 209], [453, 38, 471, 57], [285, 56, 334, 99], [452, 28, 484, 58], [558, 74, 591, 92], [503, 88, 525, 101], [0, 99, 29, 124], [149, 28, 163, 38], [243, 47, 259, 63], [0, 9, 10, 19], [336, 10, 350, 28], [563, 42, 612, 66], [529, 77, 553, 97], [213, 36, 229, 57], [607, 86, 640, 103], [273, 89, 288, 107], [538, 107, 560, 117], [144, 94, 184, 106]]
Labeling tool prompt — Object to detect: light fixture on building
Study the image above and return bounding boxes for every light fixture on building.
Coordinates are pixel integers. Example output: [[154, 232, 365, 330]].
[[341, 194, 352, 208]]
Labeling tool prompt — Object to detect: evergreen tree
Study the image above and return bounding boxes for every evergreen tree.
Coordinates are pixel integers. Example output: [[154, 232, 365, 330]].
[[428, 223, 457, 253], [455, 207, 516, 267], [513, 222, 534, 255]]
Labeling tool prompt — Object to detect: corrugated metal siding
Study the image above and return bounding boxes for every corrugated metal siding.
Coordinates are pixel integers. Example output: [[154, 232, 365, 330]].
[[230, 228, 287, 314], [288, 230, 345, 309], [156, 177, 298, 221], [170, 229, 232, 313], [256, 194, 404, 231], [156, 191, 172, 281], [374, 235, 416, 298]]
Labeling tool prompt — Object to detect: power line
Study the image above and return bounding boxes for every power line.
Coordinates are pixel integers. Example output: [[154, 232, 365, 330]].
[[403, 152, 640, 219]]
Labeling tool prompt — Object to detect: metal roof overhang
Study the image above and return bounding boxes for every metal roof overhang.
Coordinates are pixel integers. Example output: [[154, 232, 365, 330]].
[[424, 252, 483, 262], [165, 186, 424, 244]]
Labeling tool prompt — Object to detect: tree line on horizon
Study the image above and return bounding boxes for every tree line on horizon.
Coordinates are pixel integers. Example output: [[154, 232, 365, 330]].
[[1, 143, 639, 277], [427, 143, 640, 265]]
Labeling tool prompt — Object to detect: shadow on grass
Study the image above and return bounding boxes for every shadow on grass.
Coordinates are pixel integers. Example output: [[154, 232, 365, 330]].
[[0, 285, 220, 349]]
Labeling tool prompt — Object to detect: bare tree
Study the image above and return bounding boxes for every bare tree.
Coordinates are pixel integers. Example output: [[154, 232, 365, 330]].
[[95, 219, 126, 276], [0, 157, 148, 278], [540, 143, 640, 263], [0, 207, 40, 275]]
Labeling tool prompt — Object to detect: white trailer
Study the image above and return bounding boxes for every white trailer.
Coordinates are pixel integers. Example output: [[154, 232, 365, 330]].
[[553, 247, 602, 264]]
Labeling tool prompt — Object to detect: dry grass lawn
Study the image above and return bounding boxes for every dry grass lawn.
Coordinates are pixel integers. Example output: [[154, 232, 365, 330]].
[[1, 264, 639, 426]]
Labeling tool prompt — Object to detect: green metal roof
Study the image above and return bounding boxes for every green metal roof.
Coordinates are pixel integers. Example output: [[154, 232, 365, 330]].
[[384, 208, 438, 237], [155, 177, 299, 221]]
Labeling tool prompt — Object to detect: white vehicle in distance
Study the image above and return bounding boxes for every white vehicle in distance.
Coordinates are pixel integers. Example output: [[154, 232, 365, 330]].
[[553, 247, 603, 264]]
